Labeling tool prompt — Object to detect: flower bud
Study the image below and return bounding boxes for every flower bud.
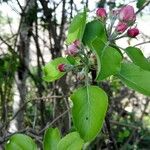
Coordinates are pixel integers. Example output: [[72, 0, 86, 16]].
[[89, 53, 97, 65], [116, 22, 128, 33], [73, 40, 80, 47], [127, 28, 139, 38], [58, 64, 66, 72], [65, 40, 80, 56], [77, 72, 85, 81], [65, 44, 79, 56], [96, 8, 107, 20], [119, 5, 136, 24]]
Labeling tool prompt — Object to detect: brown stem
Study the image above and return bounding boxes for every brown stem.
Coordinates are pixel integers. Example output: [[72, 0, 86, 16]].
[[105, 115, 119, 150]]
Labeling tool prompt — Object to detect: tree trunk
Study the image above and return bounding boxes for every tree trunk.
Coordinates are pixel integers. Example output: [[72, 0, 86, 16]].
[[9, 0, 35, 132]]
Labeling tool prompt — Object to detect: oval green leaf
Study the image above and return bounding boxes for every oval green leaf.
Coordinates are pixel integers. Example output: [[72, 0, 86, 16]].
[[66, 9, 86, 45], [70, 86, 108, 142], [57, 132, 84, 150], [125, 46, 150, 71], [82, 20, 107, 49], [117, 62, 150, 96], [42, 57, 69, 82], [43, 128, 61, 150], [5, 134, 37, 150], [91, 38, 122, 80]]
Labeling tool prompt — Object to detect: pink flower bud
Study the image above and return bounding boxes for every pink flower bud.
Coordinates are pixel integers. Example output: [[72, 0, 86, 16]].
[[58, 64, 65, 72], [127, 28, 139, 38], [65, 42, 79, 56], [119, 5, 136, 23], [73, 40, 80, 47], [116, 22, 128, 33], [96, 8, 107, 20]]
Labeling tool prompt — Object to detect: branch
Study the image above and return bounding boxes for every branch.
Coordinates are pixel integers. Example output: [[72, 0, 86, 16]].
[[133, 40, 150, 47], [105, 115, 119, 150], [0, 128, 27, 144], [0, 36, 15, 51], [0, 95, 65, 131], [16, 0, 23, 12], [0, 128, 41, 145], [31, 32, 45, 65], [59, 0, 66, 44], [110, 120, 140, 129], [39, 0, 59, 46], [38, 108, 70, 134], [0, 34, 17, 46]]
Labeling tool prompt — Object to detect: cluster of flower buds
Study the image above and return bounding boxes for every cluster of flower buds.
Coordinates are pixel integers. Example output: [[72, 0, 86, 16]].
[[58, 6, 140, 72], [116, 5, 139, 36], [65, 40, 80, 56], [96, 5, 139, 38], [58, 40, 80, 72], [116, 5, 139, 37]]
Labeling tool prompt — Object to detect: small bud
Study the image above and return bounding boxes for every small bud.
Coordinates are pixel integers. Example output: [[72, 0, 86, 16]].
[[89, 54, 97, 65], [66, 44, 78, 55], [116, 22, 128, 33], [77, 72, 85, 81], [96, 8, 107, 20], [58, 64, 66, 72], [65, 41, 79, 56], [119, 5, 136, 24], [73, 40, 80, 47], [127, 28, 139, 38]]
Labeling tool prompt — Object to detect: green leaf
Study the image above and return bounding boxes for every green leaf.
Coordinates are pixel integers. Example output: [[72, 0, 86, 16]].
[[5, 134, 37, 150], [137, 0, 146, 8], [125, 47, 150, 71], [91, 38, 122, 80], [43, 128, 61, 150], [66, 9, 86, 45], [82, 20, 107, 49], [71, 86, 108, 142], [117, 62, 150, 96], [42, 57, 69, 82], [57, 132, 84, 150]]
